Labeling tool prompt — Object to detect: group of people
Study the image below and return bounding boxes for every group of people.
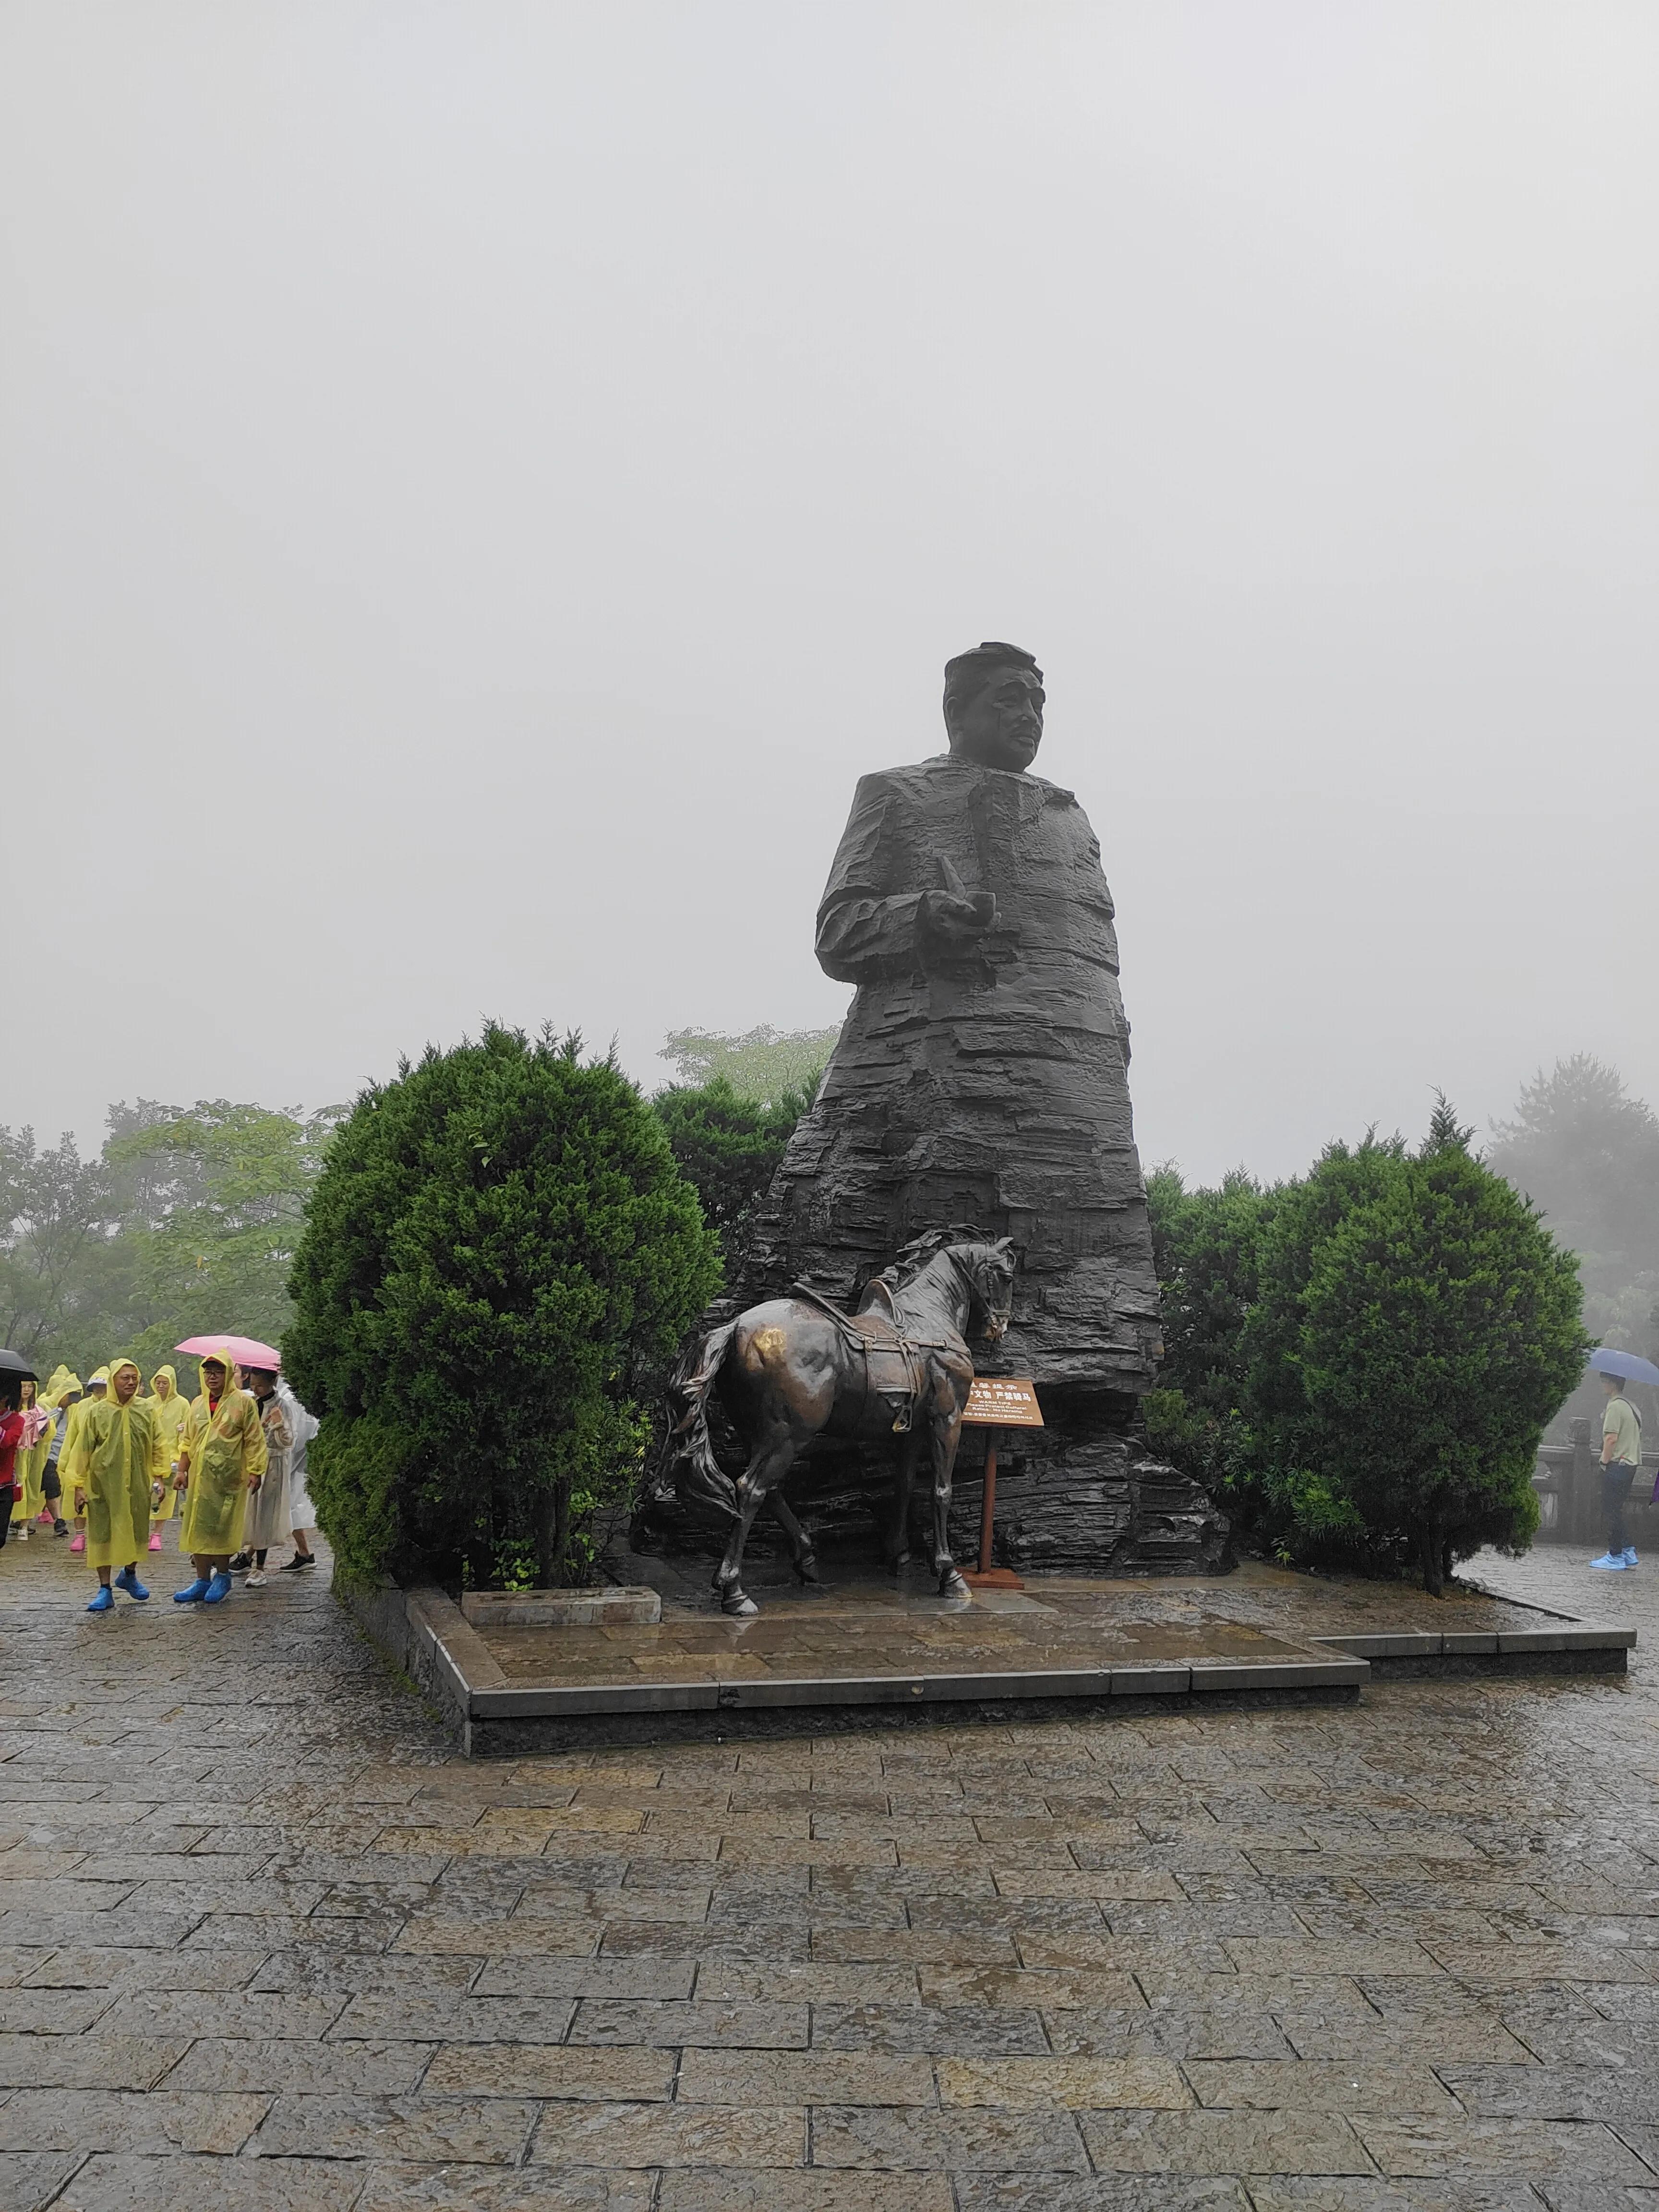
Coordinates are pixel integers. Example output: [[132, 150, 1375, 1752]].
[[0, 1347, 320, 1611]]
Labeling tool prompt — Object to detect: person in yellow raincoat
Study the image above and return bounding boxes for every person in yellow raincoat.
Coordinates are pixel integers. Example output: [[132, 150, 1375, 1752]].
[[64, 1367, 109, 1553], [173, 1348, 266, 1606], [139, 1366, 190, 1553], [69, 1356, 166, 1612], [8, 1378, 51, 1539], [38, 1369, 83, 1539]]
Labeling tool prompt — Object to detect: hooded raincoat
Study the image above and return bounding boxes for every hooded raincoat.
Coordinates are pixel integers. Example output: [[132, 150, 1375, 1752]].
[[177, 1348, 267, 1557], [140, 1367, 191, 1523], [72, 1359, 165, 1569], [61, 1368, 109, 1520], [39, 1370, 82, 1504], [276, 1379, 320, 1529]]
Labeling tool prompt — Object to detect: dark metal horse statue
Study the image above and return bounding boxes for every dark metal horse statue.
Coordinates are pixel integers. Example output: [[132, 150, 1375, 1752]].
[[667, 1230, 1018, 1617]]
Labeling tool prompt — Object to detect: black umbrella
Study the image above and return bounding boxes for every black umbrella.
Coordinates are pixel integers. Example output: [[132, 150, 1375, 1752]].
[[0, 1350, 39, 1385]]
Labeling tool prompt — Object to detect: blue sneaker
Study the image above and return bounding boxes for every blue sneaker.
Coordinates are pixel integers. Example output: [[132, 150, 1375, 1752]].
[[174, 1577, 211, 1603], [113, 1567, 149, 1601], [1590, 1552, 1629, 1570], [1623, 1549, 1639, 1568], [86, 1586, 114, 1613], [202, 1571, 233, 1604]]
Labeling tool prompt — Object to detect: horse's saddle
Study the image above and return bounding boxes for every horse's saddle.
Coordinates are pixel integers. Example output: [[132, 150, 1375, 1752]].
[[791, 1280, 932, 1433]]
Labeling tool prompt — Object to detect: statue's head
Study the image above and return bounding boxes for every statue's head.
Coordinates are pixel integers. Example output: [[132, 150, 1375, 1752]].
[[942, 641, 1044, 772]]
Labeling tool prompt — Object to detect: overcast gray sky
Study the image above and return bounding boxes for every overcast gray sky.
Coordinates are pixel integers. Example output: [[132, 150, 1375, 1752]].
[[5, 3, 1657, 1186]]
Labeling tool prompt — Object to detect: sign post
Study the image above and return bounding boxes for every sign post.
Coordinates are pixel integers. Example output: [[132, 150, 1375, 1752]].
[[960, 1377, 1044, 1591]]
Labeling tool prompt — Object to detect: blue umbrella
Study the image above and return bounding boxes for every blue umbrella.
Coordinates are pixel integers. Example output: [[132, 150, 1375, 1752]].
[[1588, 1346, 1659, 1387]]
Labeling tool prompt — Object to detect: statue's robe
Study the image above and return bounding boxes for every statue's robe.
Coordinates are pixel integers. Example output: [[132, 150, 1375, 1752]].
[[739, 752, 1161, 1403]]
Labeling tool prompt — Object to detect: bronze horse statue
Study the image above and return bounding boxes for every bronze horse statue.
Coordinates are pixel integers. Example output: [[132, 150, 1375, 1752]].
[[667, 1230, 1018, 1617]]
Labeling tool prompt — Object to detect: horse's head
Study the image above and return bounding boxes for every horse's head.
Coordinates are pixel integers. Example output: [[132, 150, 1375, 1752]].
[[957, 1236, 1018, 1342]]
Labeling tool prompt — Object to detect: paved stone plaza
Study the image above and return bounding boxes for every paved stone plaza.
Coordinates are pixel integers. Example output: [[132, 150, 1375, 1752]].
[[2, 1526, 1657, 2212]]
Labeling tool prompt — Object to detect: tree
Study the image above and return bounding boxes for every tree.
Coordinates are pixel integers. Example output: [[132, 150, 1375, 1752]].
[[0, 1100, 342, 1381], [1142, 1165, 1274, 1519], [653, 1076, 810, 1272], [286, 1025, 721, 1590], [659, 1023, 840, 1107], [1265, 1115, 1586, 1590], [0, 1128, 115, 1366], [1488, 1056, 1659, 1352], [103, 1100, 341, 1372]]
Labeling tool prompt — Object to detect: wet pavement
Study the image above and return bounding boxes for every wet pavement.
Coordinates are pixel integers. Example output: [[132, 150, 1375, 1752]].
[[3, 1520, 1659, 2210], [473, 1561, 1574, 1693]]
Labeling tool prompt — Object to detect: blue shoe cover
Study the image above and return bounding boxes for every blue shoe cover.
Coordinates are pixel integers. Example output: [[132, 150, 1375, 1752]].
[[1589, 1552, 1628, 1570], [86, 1586, 114, 1612], [202, 1571, 233, 1604], [114, 1567, 149, 1600], [1624, 1549, 1639, 1567], [174, 1577, 211, 1603]]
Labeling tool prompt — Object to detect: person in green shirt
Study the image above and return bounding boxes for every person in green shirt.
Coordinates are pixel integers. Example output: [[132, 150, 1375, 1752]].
[[1592, 1372, 1644, 1571]]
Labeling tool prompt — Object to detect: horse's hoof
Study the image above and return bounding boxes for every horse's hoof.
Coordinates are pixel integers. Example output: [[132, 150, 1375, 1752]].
[[721, 1590, 759, 1618], [887, 1549, 913, 1574], [938, 1568, 969, 1600], [795, 1552, 820, 1585]]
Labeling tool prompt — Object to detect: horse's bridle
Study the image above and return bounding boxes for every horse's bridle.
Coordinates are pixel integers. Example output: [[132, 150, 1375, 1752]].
[[954, 1245, 1015, 1342]]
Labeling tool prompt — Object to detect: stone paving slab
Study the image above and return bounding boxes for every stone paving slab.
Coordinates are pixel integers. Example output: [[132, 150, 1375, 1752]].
[[347, 1558, 1630, 1753], [5, 1522, 1659, 2207]]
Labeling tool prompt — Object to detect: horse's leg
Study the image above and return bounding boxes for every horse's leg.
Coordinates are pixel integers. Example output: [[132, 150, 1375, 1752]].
[[768, 1491, 819, 1584], [713, 1430, 800, 1617], [929, 1407, 968, 1600], [886, 1432, 919, 1573]]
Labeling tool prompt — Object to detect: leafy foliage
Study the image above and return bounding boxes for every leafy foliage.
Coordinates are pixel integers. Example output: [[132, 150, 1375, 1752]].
[[1143, 1165, 1274, 1522], [1287, 1127, 1583, 1589], [658, 1022, 839, 1108], [1487, 1055, 1659, 1358], [286, 1025, 721, 1590], [653, 1076, 810, 1272], [1147, 1110, 1586, 1590], [0, 1101, 339, 1378]]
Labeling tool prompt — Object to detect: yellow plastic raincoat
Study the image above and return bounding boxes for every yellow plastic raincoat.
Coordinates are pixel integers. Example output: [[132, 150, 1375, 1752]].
[[61, 1368, 109, 1521], [177, 1347, 267, 1556], [36, 1370, 84, 1522], [71, 1359, 164, 1569], [140, 1367, 190, 1524]]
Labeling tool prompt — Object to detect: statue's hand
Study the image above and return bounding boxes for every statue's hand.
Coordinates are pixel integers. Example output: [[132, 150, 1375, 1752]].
[[921, 889, 997, 941]]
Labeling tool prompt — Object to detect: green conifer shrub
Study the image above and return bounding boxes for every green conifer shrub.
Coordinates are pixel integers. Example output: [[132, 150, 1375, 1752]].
[[286, 1025, 720, 1590]]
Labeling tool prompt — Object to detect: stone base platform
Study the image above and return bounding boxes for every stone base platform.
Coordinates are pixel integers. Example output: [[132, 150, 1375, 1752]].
[[344, 1559, 1634, 1757]]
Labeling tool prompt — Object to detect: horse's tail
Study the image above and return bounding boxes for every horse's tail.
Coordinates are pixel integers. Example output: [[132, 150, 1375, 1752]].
[[667, 1319, 741, 1519]]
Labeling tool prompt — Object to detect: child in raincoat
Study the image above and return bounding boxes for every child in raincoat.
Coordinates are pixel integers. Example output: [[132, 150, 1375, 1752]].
[[70, 1357, 166, 1611], [139, 1366, 191, 1553], [63, 1367, 108, 1553], [173, 1348, 266, 1606]]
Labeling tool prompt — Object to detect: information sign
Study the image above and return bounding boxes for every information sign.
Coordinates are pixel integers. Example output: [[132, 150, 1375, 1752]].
[[962, 1377, 1044, 1429]]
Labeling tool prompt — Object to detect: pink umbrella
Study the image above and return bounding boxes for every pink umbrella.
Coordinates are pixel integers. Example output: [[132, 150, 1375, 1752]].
[[175, 1334, 283, 1370]]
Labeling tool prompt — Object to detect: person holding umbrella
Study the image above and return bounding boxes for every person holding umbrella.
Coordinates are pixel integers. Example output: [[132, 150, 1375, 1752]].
[[1588, 1347, 1657, 1571]]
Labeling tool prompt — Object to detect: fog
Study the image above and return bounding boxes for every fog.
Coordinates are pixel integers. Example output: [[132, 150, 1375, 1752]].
[[5, 3, 1657, 1186]]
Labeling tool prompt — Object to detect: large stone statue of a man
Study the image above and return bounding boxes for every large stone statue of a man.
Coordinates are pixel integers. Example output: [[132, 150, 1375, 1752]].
[[649, 641, 1224, 1573], [742, 639, 1161, 1412]]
